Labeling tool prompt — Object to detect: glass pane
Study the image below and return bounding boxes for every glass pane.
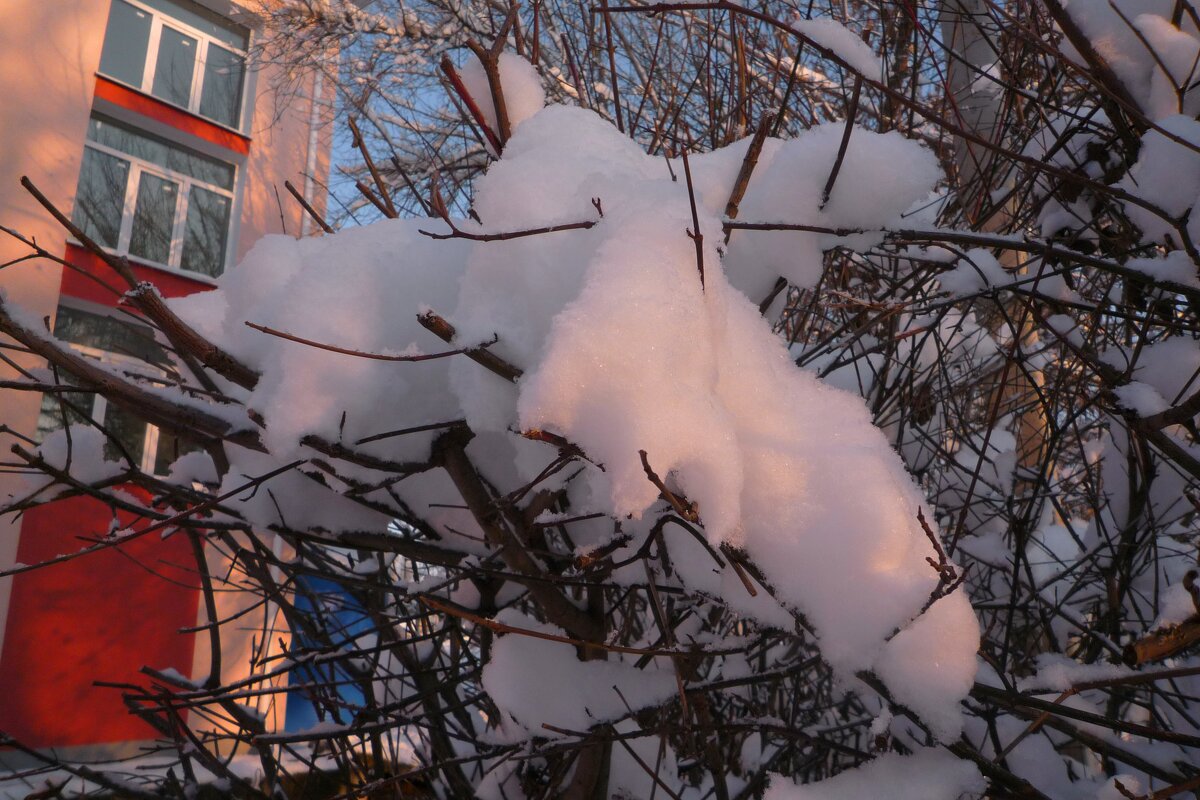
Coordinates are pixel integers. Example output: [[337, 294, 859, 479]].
[[72, 148, 129, 249], [199, 45, 244, 127], [142, 0, 248, 50], [154, 428, 201, 476], [101, 404, 147, 467], [36, 392, 145, 469], [181, 186, 230, 276], [98, 0, 151, 86], [88, 114, 234, 189], [54, 306, 164, 365], [170, 146, 234, 190], [129, 172, 179, 264], [36, 390, 96, 443], [151, 26, 197, 108]]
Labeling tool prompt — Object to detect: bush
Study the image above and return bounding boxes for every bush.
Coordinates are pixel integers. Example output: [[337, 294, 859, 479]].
[[4, 0, 1200, 797]]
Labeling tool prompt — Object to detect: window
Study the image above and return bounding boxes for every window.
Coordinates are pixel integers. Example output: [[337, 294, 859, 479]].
[[73, 113, 235, 277], [36, 306, 198, 476], [98, 0, 250, 129]]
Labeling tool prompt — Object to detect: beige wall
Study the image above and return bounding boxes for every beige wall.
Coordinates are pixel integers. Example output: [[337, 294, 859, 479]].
[[188, 534, 294, 750], [239, 44, 334, 253], [0, 0, 110, 661], [0, 0, 329, 703]]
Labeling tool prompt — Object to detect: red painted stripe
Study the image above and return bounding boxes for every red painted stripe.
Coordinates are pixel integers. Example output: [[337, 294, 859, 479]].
[[94, 76, 250, 156], [61, 243, 216, 307]]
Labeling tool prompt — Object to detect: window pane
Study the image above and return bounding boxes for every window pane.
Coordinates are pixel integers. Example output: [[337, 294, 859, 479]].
[[142, 0, 248, 50], [98, 0, 151, 86], [153, 429, 201, 476], [36, 390, 96, 444], [199, 45, 244, 127], [72, 148, 129, 249], [54, 306, 164, 365], [88, 114, 234, 189], [151, 26, 197, 108], [165, 146, 234, 191], [129, 172, 179, 264], [181, 186, 231, 276], [101, 404, 147, 467], [36, 392, 145, 469], [89, 116, 169, 175]]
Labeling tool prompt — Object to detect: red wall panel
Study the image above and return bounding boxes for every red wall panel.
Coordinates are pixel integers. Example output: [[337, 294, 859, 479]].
[[61, 243, 215, 307], [0, 494, 200, 747], [94, 76, 250, 156]]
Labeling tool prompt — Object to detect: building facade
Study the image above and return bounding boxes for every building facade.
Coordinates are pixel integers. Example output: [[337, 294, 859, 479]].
[[0, 0, 330, 762]]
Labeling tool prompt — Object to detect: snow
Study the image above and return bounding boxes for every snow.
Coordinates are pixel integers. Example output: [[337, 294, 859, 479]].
[[166, 100, 975, 761], [1152, 581, 1199, 629], [873, 590, 980, 741], [1129, 250, 1200, 288], [33, 424, 116, 479], [172, 222, 471, 471], [1117, 115, 1200, 245], [720, 123, 940, 299], [0, 748, 363, 800], [9, 424, 124, 501], [1133, 337, 1200, 408], [764, 749, 985, 800], [479, 611, 677, 737], [515, 192, 744, 537], [1098, 776, 1147, 800], [939, 248, 1009, 295], [1029, 518, 1084, 592], [216, 446, 394, 534], [794, 19, 883, 79], [602, 721, 680, 798], [1136, 15, 1200, 117], [1019, 654, 1133, 692], [149, 666, 198, 687], [1061, 0, 1183, 118], [1113, 381, 1169, 417], [458, 51, 546, 136], [166, 450, 218, 486]]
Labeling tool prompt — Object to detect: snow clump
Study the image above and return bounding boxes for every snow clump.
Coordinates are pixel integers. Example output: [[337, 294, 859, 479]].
[[170, 98, 980, 765]]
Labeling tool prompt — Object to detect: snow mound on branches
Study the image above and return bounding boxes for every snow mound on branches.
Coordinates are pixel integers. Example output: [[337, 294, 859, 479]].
[[480, 611, 677, 737], [459, 51, 546, 136], [765, 749, 985, 800], [172, 103, 977, 742], [1063, 0, 1200, 120]]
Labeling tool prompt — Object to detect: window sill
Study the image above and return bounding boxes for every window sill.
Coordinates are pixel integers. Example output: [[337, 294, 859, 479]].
[[125, 255, 221, 287]]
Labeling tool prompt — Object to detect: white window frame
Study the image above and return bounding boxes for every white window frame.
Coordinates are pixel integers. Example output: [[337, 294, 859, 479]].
[[81, 133, 236, 279], [48, 343, 166, 476], [102, 0, 250, 131]]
